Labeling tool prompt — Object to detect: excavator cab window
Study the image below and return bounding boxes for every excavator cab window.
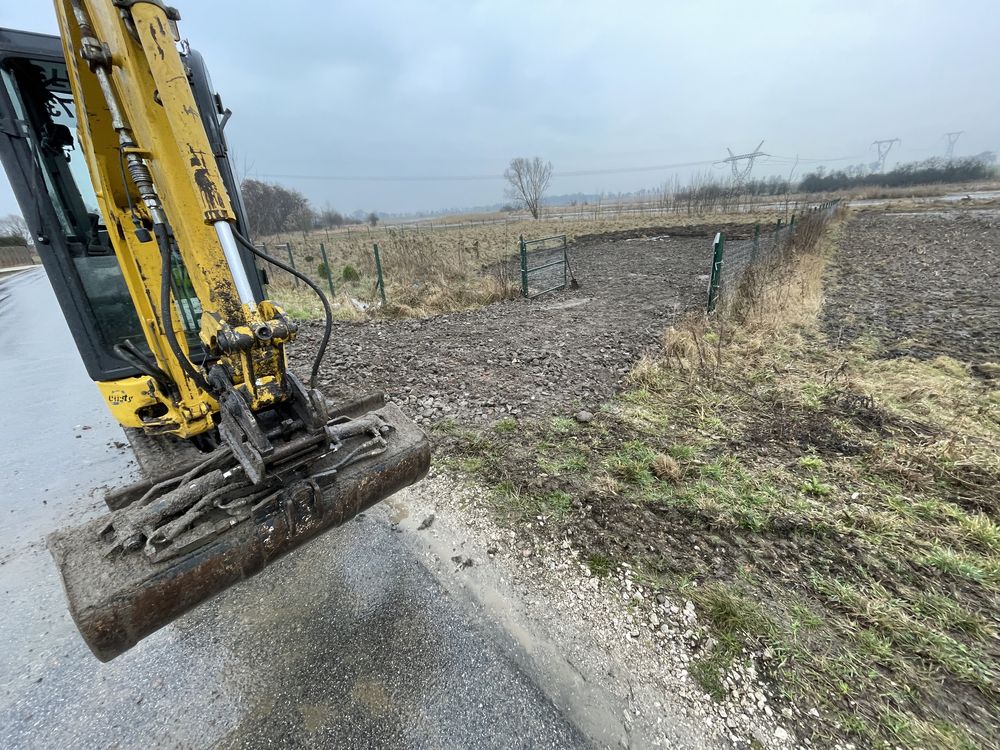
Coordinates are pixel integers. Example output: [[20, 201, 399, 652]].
[[0, 50, 203, 373]]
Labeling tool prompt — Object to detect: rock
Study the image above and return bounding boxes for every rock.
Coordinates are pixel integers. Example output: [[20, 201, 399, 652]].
[[775, 726, 790, 741], [417, 514, 435, 530], [575, 410, 594, 423]]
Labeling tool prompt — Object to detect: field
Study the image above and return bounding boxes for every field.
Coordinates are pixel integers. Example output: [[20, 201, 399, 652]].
[[261, 210, 784, 319], [293, 202, 1000, 748]]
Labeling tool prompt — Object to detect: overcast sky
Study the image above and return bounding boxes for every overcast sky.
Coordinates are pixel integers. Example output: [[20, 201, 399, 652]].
[[2, 0, 998, 218]]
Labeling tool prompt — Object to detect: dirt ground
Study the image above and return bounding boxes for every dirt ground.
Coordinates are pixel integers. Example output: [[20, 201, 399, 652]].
[[822, 208, 1000, 366], [292, 224, 746, 425]]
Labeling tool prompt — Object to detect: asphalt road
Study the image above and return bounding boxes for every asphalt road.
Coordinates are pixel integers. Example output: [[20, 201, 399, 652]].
[[0, 268, 590, 749]]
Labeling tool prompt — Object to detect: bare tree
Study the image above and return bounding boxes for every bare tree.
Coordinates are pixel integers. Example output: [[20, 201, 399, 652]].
[[0, 213, 31, 246], [504, 157, 552, 219], [367, 212, 379, 228]]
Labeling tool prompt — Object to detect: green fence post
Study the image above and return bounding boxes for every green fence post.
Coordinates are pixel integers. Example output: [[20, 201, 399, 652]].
[[707, 232, 725, 312], [373, 243, 387, 304], [790, 212, 796, 229], [319, 242, 335, 298], [519, 234, 529, 297], [752, 222, 760, 261], [286, 243, 299, 287], [562, 235, 568, 290]]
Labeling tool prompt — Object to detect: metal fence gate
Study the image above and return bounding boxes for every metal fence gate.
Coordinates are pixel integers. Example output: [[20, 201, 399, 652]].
[[518, 234, 569, 298]]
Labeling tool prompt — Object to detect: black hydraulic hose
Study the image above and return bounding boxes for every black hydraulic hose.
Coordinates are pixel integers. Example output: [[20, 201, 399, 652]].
[[155, 224, 212, 393], [114, 339, 176, 398], [231, 228, 332, 390]]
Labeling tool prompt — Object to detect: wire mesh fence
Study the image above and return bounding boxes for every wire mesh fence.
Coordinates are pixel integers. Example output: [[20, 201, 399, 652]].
[[706, 200, 841, 314]]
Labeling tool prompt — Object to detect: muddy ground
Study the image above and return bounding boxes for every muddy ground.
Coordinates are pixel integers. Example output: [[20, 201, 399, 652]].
[[822, 208, 1000, 366], [292, 224, 739, 425]]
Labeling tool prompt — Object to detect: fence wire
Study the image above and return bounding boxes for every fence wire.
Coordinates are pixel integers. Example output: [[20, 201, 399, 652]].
[[707, 202, 840, 314]]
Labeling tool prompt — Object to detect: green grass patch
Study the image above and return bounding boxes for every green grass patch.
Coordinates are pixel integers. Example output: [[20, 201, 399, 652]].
[[799, 476, 834, 496], [605, 440, 658, 487], [585, 553, 614, 577], [550, 416, 578, 434], [494, 416, 518, 433]]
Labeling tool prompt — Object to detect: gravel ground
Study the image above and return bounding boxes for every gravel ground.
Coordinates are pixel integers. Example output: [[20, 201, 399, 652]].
[[291, 228, 731, 427], [823, 208, 1000, 366], [402, 471, 814, 750]]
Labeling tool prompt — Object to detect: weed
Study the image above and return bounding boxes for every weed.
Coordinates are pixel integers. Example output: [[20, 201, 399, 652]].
[[537, 490, 572, 517], [605, 441, 658, 487], [550, 417, 578, 434], [919, 546, 999, 585], [537, 444, 590, 475], [800, 477, 833, 496], [668, 444, 698, 461], [957, 513, 1000, 554], [495, 416, 518, 433], [585, 553, 614, 577], [690, 647, 734, 701], [797, 455, 826, 472]]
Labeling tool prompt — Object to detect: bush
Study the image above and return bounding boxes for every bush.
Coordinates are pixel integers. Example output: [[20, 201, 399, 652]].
[[342, 265, 361, 283]]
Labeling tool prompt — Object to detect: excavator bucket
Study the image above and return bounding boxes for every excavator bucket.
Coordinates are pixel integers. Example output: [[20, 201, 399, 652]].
[[48, 402, 429, 662]]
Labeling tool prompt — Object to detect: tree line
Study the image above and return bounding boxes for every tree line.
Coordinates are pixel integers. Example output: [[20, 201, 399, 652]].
[[799, 155, 996, 193], [239, 179, 378, 237]]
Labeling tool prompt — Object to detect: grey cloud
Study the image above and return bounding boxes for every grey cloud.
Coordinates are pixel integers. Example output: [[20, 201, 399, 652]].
[[1, 0, 998, 217]]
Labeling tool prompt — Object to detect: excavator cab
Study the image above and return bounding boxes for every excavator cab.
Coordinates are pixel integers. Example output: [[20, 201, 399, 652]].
[[0, 28, 260, 385], [0, 16, 428, 662]]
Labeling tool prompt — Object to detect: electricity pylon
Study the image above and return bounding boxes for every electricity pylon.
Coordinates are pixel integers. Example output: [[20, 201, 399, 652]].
[[872, 138, 900, 172], [944, 131, 964, 160], [722, 140, 766, 184]]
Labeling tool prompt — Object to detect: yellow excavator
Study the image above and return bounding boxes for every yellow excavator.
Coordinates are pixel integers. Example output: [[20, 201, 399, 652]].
[[0, 2, 429, 660]]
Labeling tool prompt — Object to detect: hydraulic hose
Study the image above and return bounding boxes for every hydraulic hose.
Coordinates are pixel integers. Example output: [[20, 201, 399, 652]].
[[155, 224, 212, 393], [231, 228, 332, 390]]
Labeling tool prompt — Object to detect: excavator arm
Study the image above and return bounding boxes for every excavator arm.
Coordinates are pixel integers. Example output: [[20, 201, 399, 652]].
[[56, 0, 295, 441], [0, 1, 428, 661]]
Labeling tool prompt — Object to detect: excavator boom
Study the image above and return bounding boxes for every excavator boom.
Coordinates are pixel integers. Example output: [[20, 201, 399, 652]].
[[0, 2, 428, 660]]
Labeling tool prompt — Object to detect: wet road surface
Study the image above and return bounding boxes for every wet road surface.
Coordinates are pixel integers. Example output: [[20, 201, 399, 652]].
[[0, 269, 589, 749]]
